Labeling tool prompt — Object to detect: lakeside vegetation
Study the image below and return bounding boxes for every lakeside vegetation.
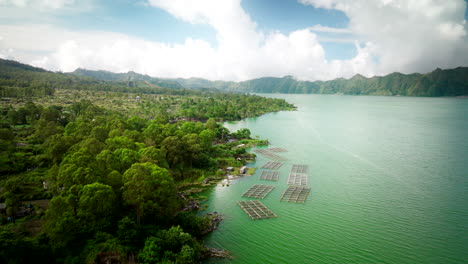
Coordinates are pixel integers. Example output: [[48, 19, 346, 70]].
[[0, 59, 295, 263]]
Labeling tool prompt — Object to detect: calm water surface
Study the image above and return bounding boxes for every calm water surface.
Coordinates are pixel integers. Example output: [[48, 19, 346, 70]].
[[203, 94, 468, 264]]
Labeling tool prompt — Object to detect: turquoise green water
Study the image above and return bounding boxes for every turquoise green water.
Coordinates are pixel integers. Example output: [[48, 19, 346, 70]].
[[202, 94, 468, 264]]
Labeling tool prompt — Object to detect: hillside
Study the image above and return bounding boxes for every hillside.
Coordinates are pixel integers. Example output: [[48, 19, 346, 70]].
[[0, 59, 199, 97], [167, 68, 468, 97], [4, 58, 467, 97], [72, 68, 183, 89], [236, 68, 467, 96]]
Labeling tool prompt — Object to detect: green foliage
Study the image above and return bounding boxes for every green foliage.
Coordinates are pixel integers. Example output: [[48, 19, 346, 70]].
[[0, 59, 296, 263], [77, 183, 116, 231], [175, 211, 211, 238], [122, 163, 180, 224], [232, 128, 251, 139], [0, 229, 54, 263], [138, 226, 202, 264], [81, 232, 127, 264]]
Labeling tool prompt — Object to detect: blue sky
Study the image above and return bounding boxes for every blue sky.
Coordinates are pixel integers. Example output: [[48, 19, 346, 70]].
[[0, 0, 467, 81], [55, 0, 355, 60]]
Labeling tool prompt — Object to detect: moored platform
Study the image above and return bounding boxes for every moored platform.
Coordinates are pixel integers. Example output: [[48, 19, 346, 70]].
[[261, 161, 283, 170], [280, 186, 311, 203], [260, 170, 280, 181], [242, 184, 275, 199], [238, 200, 278, 219]]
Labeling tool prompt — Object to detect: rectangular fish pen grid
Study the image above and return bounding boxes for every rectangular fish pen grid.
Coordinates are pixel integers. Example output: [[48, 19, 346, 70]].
[[238, 200, 278, 220], [268, 147, 288, 152], [287, 173, 308, 185], [260, 170, 280, 181], [242, 184, 275, 199], [291, 164, 308, 173], [261, 161, 283, 170], [254, 149, 287, 161], [280, 186, 311, 203]]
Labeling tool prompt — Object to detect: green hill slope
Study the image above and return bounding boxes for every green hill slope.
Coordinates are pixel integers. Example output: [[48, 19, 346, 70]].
[[166, 67, 468, 97], [72, 68, 183, 89]]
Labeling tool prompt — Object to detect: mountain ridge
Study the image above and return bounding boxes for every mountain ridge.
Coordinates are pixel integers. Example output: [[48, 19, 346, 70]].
[[1, 58, 467, 97], [72, 66, 467, 96]]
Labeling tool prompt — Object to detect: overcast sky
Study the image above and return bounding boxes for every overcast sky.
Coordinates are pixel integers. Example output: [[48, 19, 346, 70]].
[[0, 0, 467, 81]]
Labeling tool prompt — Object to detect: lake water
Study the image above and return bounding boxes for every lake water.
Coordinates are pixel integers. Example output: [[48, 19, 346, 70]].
[[203, 94, 468, 264]]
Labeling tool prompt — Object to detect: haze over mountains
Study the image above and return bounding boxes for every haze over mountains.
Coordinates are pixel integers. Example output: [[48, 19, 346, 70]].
[[71, 66, 468, 97]]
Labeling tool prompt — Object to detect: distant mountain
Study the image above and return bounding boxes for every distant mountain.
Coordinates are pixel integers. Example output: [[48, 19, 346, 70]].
[[2, 58, 467, 97], [72, 68, 184, 89], [0, 59, 47, 74], [0, 59, 196, 98], [170, 68, 468, 97]]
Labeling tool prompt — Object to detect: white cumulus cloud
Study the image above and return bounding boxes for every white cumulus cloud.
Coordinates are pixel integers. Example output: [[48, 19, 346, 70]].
[[0, 0, 467, 81], [301, 0, 468, 74]]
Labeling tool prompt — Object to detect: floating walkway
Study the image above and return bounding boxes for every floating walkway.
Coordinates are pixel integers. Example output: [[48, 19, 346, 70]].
[[280, 186, 311, 203], [261, 161, 283, 170], [238, 200, 278, 220], [260, 170, 280, 181], [242, 184, 275, 199], [254, 149, 287, 161]]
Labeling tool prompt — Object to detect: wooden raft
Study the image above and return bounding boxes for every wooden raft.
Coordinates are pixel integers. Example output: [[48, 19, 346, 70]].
[[280, 186, 311, 203], [254, 149, 287, 161], [268, 147, 288, 152], [288, 164, 309, 185], [261, 161, 283, 170], [287, 173, 308, 185], [242, 184, 275, 199], [238, 200, 278, 220], [291, 164, 308, 173], [260, 170, 280, 181]]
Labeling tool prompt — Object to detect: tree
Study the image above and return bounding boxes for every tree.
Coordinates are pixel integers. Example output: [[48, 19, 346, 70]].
[[138, 226, 200, 264], [122, 163, 180, 224], [199, 129, 215, 150], [139, 146, 168, 168], [105, 136, 137, 151], [33, 119, 64, 143], [43, 134, 76, 164], [232, 128, 251, 139], [181, 133, 201, 168], [162, 136, 184, 169], [90, 126, 109, 142], [77, 182, 116, 232], [45, 196, 80, 248], [205, 118, 217, 130], [113, 148, 140, 173]]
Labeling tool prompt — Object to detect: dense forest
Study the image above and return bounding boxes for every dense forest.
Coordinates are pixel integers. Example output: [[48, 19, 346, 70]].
[[0, 59, 294, 263], [73, 65, 468, 97]]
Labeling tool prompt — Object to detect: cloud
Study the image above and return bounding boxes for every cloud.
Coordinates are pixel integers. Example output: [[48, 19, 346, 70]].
[[300, 0, 468, 74], [0, 0, 467, 81], [308, 24, 352, 34], [0, 0, 75, 9]]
